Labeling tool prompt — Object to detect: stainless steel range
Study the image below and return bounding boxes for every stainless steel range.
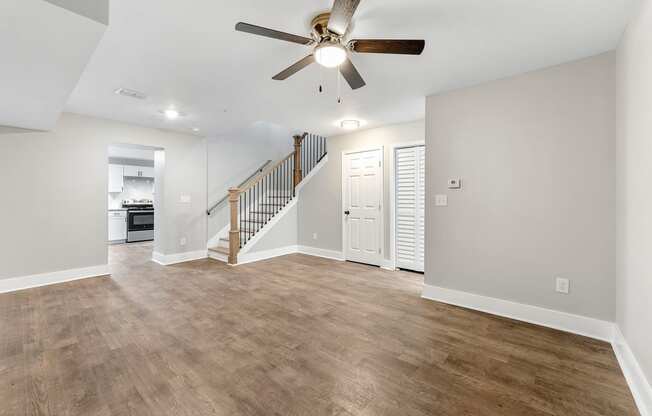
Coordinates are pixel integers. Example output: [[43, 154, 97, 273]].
[[122, 199, 154, 243]]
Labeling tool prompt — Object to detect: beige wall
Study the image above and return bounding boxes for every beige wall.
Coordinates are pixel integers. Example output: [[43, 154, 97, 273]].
[[0, 113, 206, 280], [616, 0, 652, 385], [297, 120, 425, 259], [426, 53, 616, 321]]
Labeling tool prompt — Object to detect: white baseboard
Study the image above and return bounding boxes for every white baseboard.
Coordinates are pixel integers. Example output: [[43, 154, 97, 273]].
[[297, 245, 344, 261], [152, 250, 207, 266], [0, 264, 110, 294], [421, 284, 614, 342], [237, 245, 299, 265], [613, 327, 652, 416]]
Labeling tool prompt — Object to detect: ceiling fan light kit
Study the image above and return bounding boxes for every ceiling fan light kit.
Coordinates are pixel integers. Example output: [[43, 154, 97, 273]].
[[314, 42, 347, 68], [235, 0, 425, 92]]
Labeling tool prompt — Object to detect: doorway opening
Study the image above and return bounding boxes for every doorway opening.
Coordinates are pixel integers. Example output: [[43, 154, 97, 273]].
[[107, 144, 164, 264]]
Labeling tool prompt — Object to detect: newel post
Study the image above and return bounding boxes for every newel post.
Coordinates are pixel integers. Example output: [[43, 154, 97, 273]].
[[228, 188, 240, 265], [293, 133, 305, 188]]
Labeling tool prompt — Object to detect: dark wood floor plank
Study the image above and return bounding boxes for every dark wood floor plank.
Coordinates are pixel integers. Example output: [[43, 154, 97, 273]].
[[0, 242, 639, 416]]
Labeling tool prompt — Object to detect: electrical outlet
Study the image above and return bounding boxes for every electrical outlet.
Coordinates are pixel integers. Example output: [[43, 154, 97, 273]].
[[180, 195, 191, 203], [180, 237, 187, 246], [312, 233, 318, 240], [555, 277, 570, 294]]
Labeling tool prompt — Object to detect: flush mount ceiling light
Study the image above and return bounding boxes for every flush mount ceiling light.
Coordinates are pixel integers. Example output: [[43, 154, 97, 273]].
[[161, 109, 180, 120], [114, 88, 147, 100], [192, 127, 200, 132], [314, 42, 347, 68], [340, 119, 360, 130]]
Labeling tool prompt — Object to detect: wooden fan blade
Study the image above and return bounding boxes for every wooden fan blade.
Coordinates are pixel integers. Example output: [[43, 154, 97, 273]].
[[327, 0, 360, 35], [235, 22, 312, 45], [350, 39, 425, 55], [339, 57, 366, 90], [272, 55, 315, 80]]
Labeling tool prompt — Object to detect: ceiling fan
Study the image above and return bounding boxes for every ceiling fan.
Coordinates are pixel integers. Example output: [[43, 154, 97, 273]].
[[235, 0, 425, 90]]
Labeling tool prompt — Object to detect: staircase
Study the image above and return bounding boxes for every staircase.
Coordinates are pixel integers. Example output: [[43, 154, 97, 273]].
[[207, 132, 327, 264]]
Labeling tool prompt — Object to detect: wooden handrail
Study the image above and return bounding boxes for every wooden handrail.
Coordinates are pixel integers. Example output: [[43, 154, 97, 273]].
[[238, 151, 295, 193], [207, 159, 272, 215]]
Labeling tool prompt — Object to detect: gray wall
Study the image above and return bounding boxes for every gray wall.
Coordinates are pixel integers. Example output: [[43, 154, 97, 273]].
[[616, 0, 652, 385], [246, 202, 298, 254], [297, 120, 425, 259], [0, 113, 206, 279], [44, 0, 110, 25], [425, 53, 616, 321]]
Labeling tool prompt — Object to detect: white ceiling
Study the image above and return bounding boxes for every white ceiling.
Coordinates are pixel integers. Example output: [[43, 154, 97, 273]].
[[64, 0, 638, 137], [0, 0, 107, 130]]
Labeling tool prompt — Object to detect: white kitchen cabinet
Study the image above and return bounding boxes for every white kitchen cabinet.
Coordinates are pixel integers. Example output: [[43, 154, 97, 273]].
[[108, 164, 124, 193], [139, 166, 154, 178], [124, 165, 154, 178], [108, 211, 127, 241]]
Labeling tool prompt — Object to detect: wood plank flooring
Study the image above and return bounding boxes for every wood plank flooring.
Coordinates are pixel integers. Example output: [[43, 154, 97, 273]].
[[0, 242, 639, 415]]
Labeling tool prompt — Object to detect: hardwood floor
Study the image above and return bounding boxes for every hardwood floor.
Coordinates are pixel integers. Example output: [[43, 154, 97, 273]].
[[0, 243, 639, 415]]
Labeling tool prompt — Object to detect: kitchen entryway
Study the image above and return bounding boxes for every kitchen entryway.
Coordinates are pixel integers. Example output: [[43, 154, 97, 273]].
[[107, 144, 163, 258]]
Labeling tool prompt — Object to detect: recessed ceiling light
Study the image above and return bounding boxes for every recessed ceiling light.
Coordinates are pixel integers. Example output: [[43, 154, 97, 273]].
[[114, 88, 147, 100], [192, 127, 200, 132], [340, 119, 360, 130], [163, 109, 180, 120]]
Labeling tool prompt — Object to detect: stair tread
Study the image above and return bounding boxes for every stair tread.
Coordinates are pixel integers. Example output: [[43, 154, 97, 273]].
[[208, 246, 229, 255]]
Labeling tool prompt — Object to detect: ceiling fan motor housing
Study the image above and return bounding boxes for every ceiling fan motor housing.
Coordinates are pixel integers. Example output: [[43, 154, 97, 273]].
[[310, 12, 345, 46]]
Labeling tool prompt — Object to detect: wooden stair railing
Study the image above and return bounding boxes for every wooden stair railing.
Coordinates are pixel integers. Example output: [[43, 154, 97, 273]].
[[211, 132, 327, 265]]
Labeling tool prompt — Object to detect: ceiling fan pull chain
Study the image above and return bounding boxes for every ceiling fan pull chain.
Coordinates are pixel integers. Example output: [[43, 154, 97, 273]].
[[319, 64, 324, 93], [337, 67, 342, 104]]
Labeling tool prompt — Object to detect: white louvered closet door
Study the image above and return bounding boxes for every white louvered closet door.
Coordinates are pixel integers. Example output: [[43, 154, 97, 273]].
[[395, 145, 425, 272]]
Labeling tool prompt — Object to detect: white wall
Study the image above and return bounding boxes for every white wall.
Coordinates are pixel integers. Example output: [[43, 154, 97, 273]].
[[425, 53, 616, 321], [0, 113, 206, 280], [206, 122, 294, 242], [616, 0, 652, 389], [297, 120, 425, 259]]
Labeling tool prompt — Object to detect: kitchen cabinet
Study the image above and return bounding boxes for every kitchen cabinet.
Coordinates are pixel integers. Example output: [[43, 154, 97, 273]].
[[108, 211, 127, 241], [108, 164, 124, 193], [123, 165, 154, 178]]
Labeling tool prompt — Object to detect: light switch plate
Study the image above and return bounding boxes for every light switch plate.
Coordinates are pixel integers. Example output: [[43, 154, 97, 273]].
[[556, 277, 570, 294], [180, 237, 187, 246], [435, 194, 448, 207], [180, 195, 191, 203]]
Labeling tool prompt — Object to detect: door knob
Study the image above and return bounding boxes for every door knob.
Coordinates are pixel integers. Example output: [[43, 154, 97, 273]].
[[344, 210, 350, 215]]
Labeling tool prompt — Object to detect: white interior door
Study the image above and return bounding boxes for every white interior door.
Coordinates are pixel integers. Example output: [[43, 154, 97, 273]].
[[395, 145, 425, 272], [343, 149, 383, 266]]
